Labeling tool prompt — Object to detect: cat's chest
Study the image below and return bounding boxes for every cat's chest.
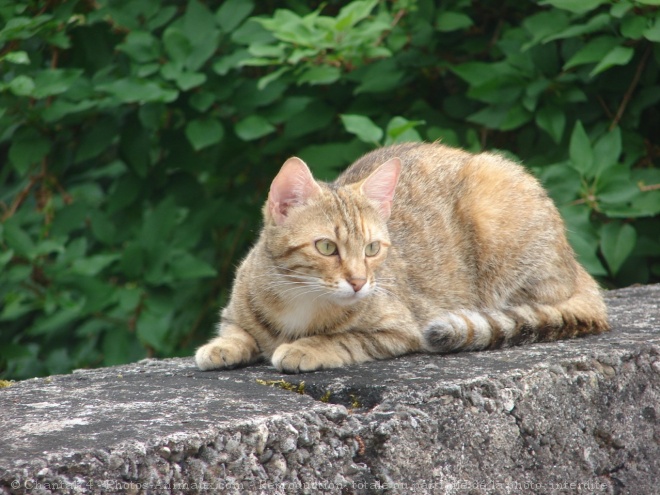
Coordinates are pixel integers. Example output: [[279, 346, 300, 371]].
[[273, 302, 320, 340]]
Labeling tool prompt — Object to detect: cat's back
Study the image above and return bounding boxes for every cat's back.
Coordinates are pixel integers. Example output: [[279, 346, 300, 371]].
[[335, 142, 470, 190], [334, 141, 544, 216]]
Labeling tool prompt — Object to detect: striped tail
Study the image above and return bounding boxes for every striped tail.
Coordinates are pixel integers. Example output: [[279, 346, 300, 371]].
[[423, 290, 610, 353]]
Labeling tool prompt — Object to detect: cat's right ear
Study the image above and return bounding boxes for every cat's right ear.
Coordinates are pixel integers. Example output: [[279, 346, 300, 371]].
[[267, 157, 322, 225], [360, 157, 401, 220]]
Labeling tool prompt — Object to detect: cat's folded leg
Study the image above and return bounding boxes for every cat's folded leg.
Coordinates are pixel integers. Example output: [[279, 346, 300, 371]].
[[272, 329, 421, 373], [195, 324, 260, 370]]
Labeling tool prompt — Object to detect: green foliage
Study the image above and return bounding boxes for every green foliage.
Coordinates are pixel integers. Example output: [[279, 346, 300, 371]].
[[1, 0, 659, 379]]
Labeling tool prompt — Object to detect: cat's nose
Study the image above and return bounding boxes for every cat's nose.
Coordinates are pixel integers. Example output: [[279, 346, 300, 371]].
[[348, 278, 367, 292]]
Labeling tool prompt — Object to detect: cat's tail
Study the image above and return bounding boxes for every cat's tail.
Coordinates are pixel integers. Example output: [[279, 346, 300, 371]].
[[423, 285, 610, 353]]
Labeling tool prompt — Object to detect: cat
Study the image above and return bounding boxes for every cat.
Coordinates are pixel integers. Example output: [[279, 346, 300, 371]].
[[195, 142, 609, 374]]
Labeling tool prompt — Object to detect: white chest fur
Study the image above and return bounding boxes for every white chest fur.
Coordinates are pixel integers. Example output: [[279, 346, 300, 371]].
[[274, 297, 320, 340]]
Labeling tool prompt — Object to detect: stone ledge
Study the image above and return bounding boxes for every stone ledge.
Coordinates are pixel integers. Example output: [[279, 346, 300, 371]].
[[1, 284, 659, 494]]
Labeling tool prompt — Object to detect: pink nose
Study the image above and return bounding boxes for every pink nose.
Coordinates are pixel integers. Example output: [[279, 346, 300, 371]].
[[348, 278, 366, 292]]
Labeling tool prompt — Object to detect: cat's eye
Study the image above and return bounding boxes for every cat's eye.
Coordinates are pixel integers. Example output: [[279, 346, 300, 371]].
[[315, 239, 338, 256], [365, 241, 380, 257]]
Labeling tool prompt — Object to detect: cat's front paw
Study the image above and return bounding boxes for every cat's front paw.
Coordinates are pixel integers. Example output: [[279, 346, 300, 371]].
[[272, 342, 343, 373], [195, 337, 251, 370]]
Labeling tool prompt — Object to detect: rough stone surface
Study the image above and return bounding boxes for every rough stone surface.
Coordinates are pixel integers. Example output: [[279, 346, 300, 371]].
[[1, 284, 659, 494]]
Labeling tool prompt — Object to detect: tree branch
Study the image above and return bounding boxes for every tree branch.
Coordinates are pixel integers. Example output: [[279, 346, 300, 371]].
[[609, 45, 652, 131]]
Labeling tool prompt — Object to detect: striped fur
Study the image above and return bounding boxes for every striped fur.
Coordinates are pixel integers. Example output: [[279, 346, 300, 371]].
[[195, 143, 609, 373]]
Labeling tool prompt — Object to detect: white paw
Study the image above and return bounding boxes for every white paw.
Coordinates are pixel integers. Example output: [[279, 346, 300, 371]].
[[272, 342, 342, 373], [195, 339, 248, 370]]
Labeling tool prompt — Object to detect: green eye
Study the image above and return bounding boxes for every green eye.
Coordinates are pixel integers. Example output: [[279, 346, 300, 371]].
[[365, 241, 380, 257], [315, 239, 338, 256]]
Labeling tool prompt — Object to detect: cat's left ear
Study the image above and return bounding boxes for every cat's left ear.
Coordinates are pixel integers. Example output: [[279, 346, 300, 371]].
[[268, 157, 322, 225], [360, 158, 401, 220]]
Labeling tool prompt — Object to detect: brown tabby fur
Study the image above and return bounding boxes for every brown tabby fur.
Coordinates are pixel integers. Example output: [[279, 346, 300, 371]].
[[196, 142, 609, 373]]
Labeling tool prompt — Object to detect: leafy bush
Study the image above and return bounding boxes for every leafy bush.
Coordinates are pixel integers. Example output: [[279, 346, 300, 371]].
[[1, 0, 659, 379]]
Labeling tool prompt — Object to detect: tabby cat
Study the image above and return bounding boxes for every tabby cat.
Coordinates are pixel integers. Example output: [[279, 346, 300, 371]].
[[195, 142, 609, 373]]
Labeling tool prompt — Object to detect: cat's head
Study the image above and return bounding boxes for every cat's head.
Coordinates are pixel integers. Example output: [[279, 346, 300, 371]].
[[263, 156, 401, 306]]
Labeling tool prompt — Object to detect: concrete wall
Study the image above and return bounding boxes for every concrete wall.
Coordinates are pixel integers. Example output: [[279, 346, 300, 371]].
[[1, 284, 659, 494]]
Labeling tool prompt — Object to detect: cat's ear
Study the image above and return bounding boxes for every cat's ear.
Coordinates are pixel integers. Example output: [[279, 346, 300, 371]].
[[268, 157, 322, 225], [360, 157, 401, 220]]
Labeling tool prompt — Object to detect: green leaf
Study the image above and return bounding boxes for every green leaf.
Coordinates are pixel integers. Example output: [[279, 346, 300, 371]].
[[136, 298, 173, 352], [3, 51, 30, 64], [102, 329, 143, 366], [353, 59, 403, 95], [385, 116, 424, 144], [590, 45, 634, 77], [621, 16, 648, 40], [0, 293, 38, 322], [563, 36, 620, 70], [597, 165, 640, 205], [248, 43, 285, 58], [234, 115, 276, 141], [41, 99, 97, 122], [538, 163, 582, 205], [542, 13, 610, 43], [189, 92, 215, 112], [147, 5, 177, 30], [174, 71, 207, 91], [32, 69, 83, 98], [117, 31, 161, 63], [0, 248, 14, 269], [451, 62, 499, 86], [8, 127, 51, 175], [610, 2, 632, 18], [184, 34, 219, 73], [169, 251, 217, 279], [340, 114, 383, 144], [71, 254, 121, 276], [643, 17, 660, 42], [540, 0, 607, 14], [97, 78, 178, 104], [569, 121, 593, 176], [535, 105, 566, 143], [45, 348, 72, 375], [468, 104, 532, 131], [119, 242, 144, 279], [185, 118, 224, 150], [521, 11, 570, 49], [592, 127, 622, 176], [163, 26, 191, 67], [75, 117, 117, 163], [569, 232, 609, 277], [264, 96, 312, 124], [216, 0, 255, 32], [335, 0, 378, 30], [436, 12, 473, 32], [297, 141, 369, 180], [561, 205, 608, 276], [297, 66, 341, 86], [140, 198, 179, 253], [183, 0, 216, 43], [632, 191, 660, 217], [34, 239, 65, 257], [213, 50, 250, 75], [8, 75, 35, 96], [283, 100, 333, 139], [89, 210, 117, 245], [600, 222, 637, 276], [28, 300, 85, 336], [120, 118, 151, 176], [3, 219, 35, 258]]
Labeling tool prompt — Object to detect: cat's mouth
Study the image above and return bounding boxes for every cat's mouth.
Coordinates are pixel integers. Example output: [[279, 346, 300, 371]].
[[331, 283, 371, 305]]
